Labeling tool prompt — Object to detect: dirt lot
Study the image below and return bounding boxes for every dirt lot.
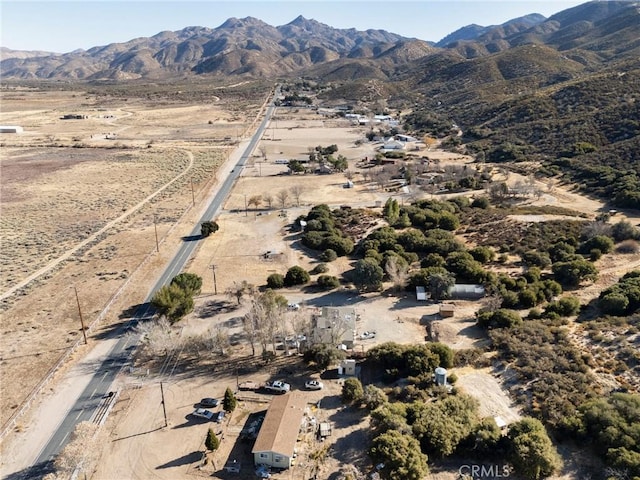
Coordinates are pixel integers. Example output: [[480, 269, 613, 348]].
[[2, 85, 640, 480]]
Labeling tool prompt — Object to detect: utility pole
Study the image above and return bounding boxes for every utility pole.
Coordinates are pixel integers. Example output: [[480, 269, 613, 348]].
[[160, 382, 168, 427], [153, 215, 159, 253], [74, 286, 87, 345], [211, 265, 218, 295], [190, 177, 195, 206], [244, 194, 248, 217]]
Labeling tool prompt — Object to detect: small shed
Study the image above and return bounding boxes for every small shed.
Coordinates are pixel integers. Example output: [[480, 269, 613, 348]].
[[338, 359, 356, 376], [318, 422, 332, 439], [494, 416, 508, 430], [439, 304, 455, 318], [416, 286, 427, 301]]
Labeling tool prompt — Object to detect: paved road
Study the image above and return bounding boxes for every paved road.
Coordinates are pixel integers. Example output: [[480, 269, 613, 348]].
[[21, 88, 279, 479]]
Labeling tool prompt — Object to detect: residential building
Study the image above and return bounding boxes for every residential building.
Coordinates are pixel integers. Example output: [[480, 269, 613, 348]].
[[252, 393, 307, 469], [311, 306, 356, 348]]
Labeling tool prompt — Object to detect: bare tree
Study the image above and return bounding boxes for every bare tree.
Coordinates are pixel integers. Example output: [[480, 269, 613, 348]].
[[248, 195, 263, 211], [208, 325, 230, 356], [288, 308, 311, 353], [263, 193, 274, 209], [226, 280, 255, 305], [259, 145, 268, 161], [479, 295, 502, 314], [289, 185, 305, 207], [372, 169, 392, 191], [136, 317, 179, 357], [385, 256, 409, 291], [276, 189, 289, 209], [243, 304, 262, 357]]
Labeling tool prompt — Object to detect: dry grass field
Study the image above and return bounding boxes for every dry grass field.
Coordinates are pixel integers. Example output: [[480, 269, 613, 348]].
[[2, 83, 640, 480], [0, 82, 262, 431]]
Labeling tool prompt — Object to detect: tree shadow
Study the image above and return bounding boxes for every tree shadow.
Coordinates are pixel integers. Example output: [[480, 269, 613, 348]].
[[90, 318, 138, 341], [119, 302, 155, 320], [327, 404, 368, 430], [211, 416, 263, 479], [196, 300, 239, 319], [89, 301, 156, 340], [331, 428, 370, 467], [181, 234, 203, 242], [2, 459, 55, 480], [303, 289, 368, 307], [156, 450, 203, 469], [113, 425, 164, 442], [172, 415, 210, 429], [388, 295, 427, 311]]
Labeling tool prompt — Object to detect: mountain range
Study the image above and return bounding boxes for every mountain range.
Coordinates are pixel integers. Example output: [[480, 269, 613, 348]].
[[2, 1, 637, 81]]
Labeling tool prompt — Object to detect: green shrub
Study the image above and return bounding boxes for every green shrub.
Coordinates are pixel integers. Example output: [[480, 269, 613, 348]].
[[342, 378, 364, 404], [317, 275, 340, 290], [320, 249, 338, 262], [205, 428, 220, 451], [284, 266, 310, 286], [266, 273, 285, 289], [477, 309, 522, 329], [310, 263, 329, 274], [201, 221, 219, 237], [471, 196, 490, 209]]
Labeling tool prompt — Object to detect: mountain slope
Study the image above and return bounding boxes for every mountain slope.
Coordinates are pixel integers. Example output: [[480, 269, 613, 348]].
[[0, 16, 411, 80]]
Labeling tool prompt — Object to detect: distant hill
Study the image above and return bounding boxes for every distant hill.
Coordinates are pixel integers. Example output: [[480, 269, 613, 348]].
[[435, 14, 546, 48], [0, 15, 423, 80]]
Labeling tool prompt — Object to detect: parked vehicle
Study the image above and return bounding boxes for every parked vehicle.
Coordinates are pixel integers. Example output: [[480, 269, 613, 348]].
[[191, 408, 214, 420], [358, 331, 376, 340], [264, 380, 290, 394], [305, 380, 324, 390], [214, 411, 226, 423], [255, 464, 271, 478], [200, 397, 219, 408], [223, 459, 241, 473]]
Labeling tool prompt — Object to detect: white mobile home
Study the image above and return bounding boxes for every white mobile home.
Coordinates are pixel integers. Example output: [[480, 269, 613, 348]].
[[252, 393, 306, 469]]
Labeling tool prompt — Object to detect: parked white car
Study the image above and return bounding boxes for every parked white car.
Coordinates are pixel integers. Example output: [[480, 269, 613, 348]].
[[191, 408, 214, 420], [358, 331, 376, 340], [305, 380, 324, 391]]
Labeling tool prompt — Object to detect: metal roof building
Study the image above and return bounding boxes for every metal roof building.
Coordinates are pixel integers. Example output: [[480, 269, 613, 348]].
[[252, 392, 307, 469]]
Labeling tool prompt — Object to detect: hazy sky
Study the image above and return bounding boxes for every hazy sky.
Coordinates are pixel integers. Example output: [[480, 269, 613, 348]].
[[2, 0, 588, 53]]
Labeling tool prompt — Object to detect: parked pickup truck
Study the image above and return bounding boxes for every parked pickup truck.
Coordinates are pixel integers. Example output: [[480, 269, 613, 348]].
[[264, 380, 291, 394]]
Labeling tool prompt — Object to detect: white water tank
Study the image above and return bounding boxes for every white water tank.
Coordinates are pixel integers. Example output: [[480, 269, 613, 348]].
[[435, 367, 447, 386]]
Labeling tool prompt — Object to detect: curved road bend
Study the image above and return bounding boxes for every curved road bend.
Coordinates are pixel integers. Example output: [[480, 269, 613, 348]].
[[28, 88, 279, 477]]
